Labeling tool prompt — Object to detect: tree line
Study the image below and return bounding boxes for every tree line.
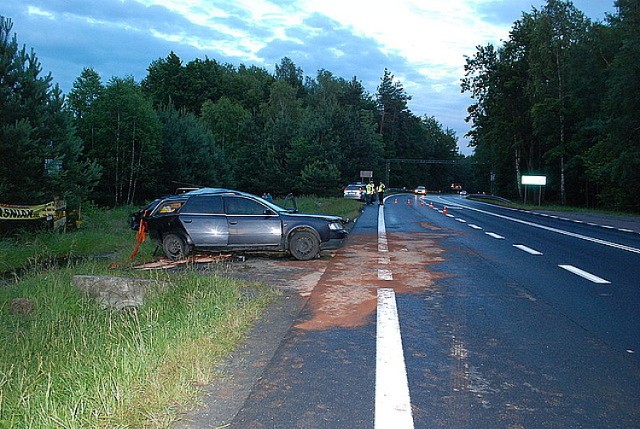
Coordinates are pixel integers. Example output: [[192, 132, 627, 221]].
[[0, 16, 459, 208], [462, 0, 640, 211]]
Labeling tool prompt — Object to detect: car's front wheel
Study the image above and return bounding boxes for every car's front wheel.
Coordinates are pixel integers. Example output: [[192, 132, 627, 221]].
[[162, 233, 189, 261], [289, 230, 320, 260]]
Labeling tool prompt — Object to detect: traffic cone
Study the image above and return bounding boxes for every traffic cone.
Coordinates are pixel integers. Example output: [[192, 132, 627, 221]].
[[394, 198, 398, 204], [429, 202, 433, 209], [420, 201, 425, 206], [407, 199, 411, 205], [443, 206, 448, 215]]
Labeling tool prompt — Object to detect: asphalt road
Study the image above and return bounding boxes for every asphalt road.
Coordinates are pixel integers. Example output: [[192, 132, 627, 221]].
[[179, 194, 640, 428]]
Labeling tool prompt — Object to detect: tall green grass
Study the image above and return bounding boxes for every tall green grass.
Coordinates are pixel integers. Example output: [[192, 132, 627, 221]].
[[277, 196, 362, 221], [0, 262, 275, 428], [0, 205, 149, 275]]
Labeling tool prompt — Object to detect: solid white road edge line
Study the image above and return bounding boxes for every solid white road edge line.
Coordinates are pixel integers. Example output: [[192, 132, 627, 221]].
[[513, 244, 543, 255], [434, 198, 640, 255], [375, 288, 415, 429], [558, 265, 611, 284]]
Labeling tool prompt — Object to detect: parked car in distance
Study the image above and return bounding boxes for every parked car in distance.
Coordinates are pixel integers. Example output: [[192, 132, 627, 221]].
[[343, 183, 365, 201], [131, 188, 348, 261], [459, 190, 468, 197], [414, 186, 427, 195]]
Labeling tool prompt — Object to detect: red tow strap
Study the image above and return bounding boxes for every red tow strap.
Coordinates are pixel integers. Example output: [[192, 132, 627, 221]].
[[129, 218, 147, 260]]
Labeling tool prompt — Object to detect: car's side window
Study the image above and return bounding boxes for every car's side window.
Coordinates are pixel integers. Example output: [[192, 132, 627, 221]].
[[224, 197, 268, 215], [157, 201, 184, 214], [181, 196, 223, 214]]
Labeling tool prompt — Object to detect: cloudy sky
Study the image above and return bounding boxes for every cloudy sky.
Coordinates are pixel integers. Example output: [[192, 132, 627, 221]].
[[3, 0, 616, 154]]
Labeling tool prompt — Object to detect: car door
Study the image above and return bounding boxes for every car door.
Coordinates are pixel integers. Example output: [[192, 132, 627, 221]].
[[223, 196, 282, 247], [178, 195, 229, 247]]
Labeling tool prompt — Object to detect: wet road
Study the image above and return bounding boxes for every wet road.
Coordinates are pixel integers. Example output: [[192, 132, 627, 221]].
[[225, 194, 640, 428]]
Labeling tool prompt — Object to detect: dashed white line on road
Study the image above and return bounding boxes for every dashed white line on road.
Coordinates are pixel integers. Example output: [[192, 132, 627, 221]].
[[559, 265, 611, 284], [485, 232, 505, 239], [376, 288, 415, 429], [468, 224, 482, 230], [378, 206, 388, 253], [443, 201, 640, 255], [456, 218, 467, 223], [513, 244, 543, 255], [378, 269, 394, 281]]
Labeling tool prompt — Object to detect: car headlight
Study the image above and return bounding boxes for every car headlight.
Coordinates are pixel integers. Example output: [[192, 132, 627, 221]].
[[328, 222, 343, 231]]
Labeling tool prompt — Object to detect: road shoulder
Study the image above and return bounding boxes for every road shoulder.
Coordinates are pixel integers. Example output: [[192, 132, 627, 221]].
[[173, 289, 307, 428]]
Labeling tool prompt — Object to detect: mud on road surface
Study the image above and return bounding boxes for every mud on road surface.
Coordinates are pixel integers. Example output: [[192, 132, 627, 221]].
[[171, 220, 454, 429]]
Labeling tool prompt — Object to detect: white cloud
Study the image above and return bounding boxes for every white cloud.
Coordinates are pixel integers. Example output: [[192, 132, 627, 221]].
[[26, 6, 55, 19]]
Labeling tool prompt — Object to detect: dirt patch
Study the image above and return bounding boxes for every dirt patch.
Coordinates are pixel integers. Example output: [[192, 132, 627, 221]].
[[296, 227, 451, 331]]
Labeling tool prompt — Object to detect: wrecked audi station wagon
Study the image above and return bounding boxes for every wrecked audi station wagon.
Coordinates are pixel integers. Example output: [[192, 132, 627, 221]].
[[131, 188, 348, 261]]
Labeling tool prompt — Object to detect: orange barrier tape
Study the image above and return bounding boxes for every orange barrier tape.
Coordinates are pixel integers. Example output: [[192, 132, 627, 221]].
[[129, 219, 147, 260]]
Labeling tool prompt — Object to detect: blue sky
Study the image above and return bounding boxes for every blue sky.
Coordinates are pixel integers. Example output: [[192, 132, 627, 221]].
[[3, 0, 616, 155]]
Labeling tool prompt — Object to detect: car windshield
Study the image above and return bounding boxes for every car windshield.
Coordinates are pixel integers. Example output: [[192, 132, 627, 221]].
[[254, 196, 289, 213], [346, 185, 361, 190]]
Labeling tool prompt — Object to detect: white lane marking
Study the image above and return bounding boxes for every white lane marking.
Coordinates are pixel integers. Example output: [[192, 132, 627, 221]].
[[558, 265, 611, 284], [456, 218, 467, 223], [446, 214, 455, 218], [619, 229, 634, 233], [378, 207, 393, 276], [433, 199, 640, 255], [378, 269, 394, 281], [513, 244, 543, 255], [602, 225, 615, 229], [468, 224, 483, 230], [378, 206, 388, 253], [485, 232, 505, 239], [376, 288, 415, 429]]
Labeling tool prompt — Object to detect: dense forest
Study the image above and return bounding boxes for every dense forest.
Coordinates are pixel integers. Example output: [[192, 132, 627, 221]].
[[462, 0, 640, 211], [1, 0, 639, 212], [0, 15, 459, 208]]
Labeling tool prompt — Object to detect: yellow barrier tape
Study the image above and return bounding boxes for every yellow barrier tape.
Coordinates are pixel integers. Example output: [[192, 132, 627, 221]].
[[0, 202, 57, 220]]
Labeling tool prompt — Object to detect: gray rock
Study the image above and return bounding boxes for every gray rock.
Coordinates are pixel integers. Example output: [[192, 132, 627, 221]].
[[72, 275, 170, 310]]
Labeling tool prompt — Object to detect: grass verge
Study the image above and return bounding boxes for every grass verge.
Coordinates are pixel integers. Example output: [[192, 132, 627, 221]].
[[278, 196, 363, 222], [0, 262, 276, 428]]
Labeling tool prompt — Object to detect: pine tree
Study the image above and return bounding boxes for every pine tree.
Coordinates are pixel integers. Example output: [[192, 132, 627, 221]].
[[0, 16, 100, 205]]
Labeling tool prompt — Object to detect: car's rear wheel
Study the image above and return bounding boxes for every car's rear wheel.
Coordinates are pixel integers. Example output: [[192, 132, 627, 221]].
[[162, 233, 189, 261], [289, 230, 320, 260]]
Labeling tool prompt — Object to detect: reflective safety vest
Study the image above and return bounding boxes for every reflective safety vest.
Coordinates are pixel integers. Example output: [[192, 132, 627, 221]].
[[366, 183, 374, 194], [377, 183, 385, 193]]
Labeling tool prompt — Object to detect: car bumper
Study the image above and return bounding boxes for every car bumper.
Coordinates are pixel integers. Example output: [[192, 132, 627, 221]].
[[321, 230, 348, 249], [321, 238, 346, 250]]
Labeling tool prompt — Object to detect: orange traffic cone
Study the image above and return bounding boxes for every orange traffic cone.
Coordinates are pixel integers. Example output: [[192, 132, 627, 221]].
[[429, 202, 433, 209], [407, 199, 411, 205], [420, 202, 425, 206], [394, 198, 398, 204], [443, 206, 448, 215]]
